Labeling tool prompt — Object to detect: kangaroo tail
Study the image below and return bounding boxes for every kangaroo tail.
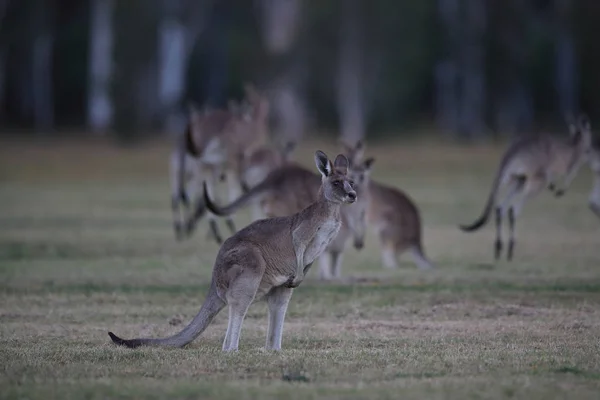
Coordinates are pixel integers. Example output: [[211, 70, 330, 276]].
[[203, 178, 271, 217], [458, 146, 515, 232], [108, 283, 225, 349]]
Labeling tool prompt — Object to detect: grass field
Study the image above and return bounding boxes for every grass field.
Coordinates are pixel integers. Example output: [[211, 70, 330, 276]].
[[1, 136, 599, 399]]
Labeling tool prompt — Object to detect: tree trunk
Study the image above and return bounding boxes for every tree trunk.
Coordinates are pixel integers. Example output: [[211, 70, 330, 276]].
[[203, 1, 229, 108], [32, 1, 55, 134], [257, 0, 305, 143], [88, 0, 114, 134], [0, 0, 9, 122], [554, 0, 577, 117], [435, 0, 461, 136], [158, 0, 212, 135], [158, 0, 187, 134], [459, 0, 487, 139], [337, 0, 365, 144], [493, 0, 534, 136]]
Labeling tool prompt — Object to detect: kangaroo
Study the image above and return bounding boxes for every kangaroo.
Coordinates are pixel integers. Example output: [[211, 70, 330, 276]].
[[587, 137, 600, 218], [239, 141, 297, 191], [109, 151, 355, 352], [180, 141, 298, 238], [459, 114, 593, 261], [318, 155, 374, 279], [171, 84, 270, 244], [341, 141, 434, 271], [199, 145, 373, 280], [170, 106, 237, 242]]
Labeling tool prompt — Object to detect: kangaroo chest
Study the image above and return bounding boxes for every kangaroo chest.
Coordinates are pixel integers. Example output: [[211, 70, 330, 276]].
[[303, 219, 341, 266]]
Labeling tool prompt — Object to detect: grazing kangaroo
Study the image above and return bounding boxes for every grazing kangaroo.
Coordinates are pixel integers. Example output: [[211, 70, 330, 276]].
[[200, 145, 373, 279], [108, 151, 356, 352], [342, 141, 434, 271], [459, 114, 593, 261]]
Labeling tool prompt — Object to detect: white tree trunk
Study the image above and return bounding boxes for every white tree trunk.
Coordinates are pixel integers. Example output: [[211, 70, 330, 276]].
[[337, 0, 365, 144], [158, 0, 212, 135], [257, 0, 301, 54], [257, 0, 305, 142], [88, 0, 114, 134], [271, 81, 306, 143], [158, 3, 187, 134]]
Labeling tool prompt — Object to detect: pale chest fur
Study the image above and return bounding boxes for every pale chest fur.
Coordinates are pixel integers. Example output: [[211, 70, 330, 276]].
[[303, 219, 342, 266]]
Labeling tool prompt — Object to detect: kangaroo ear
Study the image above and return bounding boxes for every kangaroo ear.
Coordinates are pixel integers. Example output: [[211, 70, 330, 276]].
[[578, 113, 591, 131], [338, 138, 353, 155], [283, 140, 296, 156], [333, 154, 349, 175], [355, 140, 365, 151], [363, 157, 375, 170], [315, 150, 332, 177], [565, 112, 578, 136]]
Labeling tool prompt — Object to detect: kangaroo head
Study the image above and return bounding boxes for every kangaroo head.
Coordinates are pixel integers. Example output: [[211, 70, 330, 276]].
[[244, 82, 270, 123], [567, 113, 593, 151], [345, 157, 375, 250], [339, 139, 365, 166], [314, 150, 356, 204]]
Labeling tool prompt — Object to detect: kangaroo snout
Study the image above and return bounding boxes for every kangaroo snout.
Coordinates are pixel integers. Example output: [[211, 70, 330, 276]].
[[346, 191, 357, 203], [354, 238, 364, 250]]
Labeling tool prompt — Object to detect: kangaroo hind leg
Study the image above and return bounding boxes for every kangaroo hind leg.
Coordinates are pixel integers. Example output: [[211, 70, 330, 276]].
[[506, 176, 544, 261], [221, 254, 263, 352], [495, 176, 524, 261], [265, 286, 294, 351]]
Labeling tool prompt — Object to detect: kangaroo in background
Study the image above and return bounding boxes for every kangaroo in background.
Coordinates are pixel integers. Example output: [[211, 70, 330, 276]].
[[200, 142, 373, 280], [170, 106, 237, 242], [459, 114, 593, 261], [180, 141, 298, 237], [342, 141, 434, 271], [171, 83, 271, 244], [587, 137, 600, 218], [109, 151, 356, 352]]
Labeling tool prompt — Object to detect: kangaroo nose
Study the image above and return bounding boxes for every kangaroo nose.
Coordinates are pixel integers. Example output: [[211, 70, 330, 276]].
[[347, 191, 357, 202]]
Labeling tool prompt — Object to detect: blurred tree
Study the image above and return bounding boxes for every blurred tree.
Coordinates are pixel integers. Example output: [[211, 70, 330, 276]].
[[87, 0, 114, 134], [336, 0, 366, 144], [0, 0, 9, 123], [158, 0, 213, 135], [1, 0, 600, 140], [32, 0, 56, 133], [256, 0, 306, 144], [435, 0, 461, 136], [554, 0, 577, 117]]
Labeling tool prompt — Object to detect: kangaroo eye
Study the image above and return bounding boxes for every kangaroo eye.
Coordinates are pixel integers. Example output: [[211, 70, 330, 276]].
[[348, 180, 356, 188], [333, 181, 342, 187]]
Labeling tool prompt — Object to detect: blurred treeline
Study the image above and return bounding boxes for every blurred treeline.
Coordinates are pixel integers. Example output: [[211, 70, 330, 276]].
[[0, 0, 598, 142]]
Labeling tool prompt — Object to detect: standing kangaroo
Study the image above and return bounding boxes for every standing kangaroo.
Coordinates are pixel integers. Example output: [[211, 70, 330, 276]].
[[459, 114, 593, 261], [171, 84, 270, 244], [342, 141, 434, 271], [199, 150, 373, 280], [587, 137, 600, 218], [108, 151, 356, 352], [170, 106, 237, 242]]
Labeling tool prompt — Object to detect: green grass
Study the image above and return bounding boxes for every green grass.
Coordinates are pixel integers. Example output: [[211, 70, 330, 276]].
[[1, 136, 600, 399]]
